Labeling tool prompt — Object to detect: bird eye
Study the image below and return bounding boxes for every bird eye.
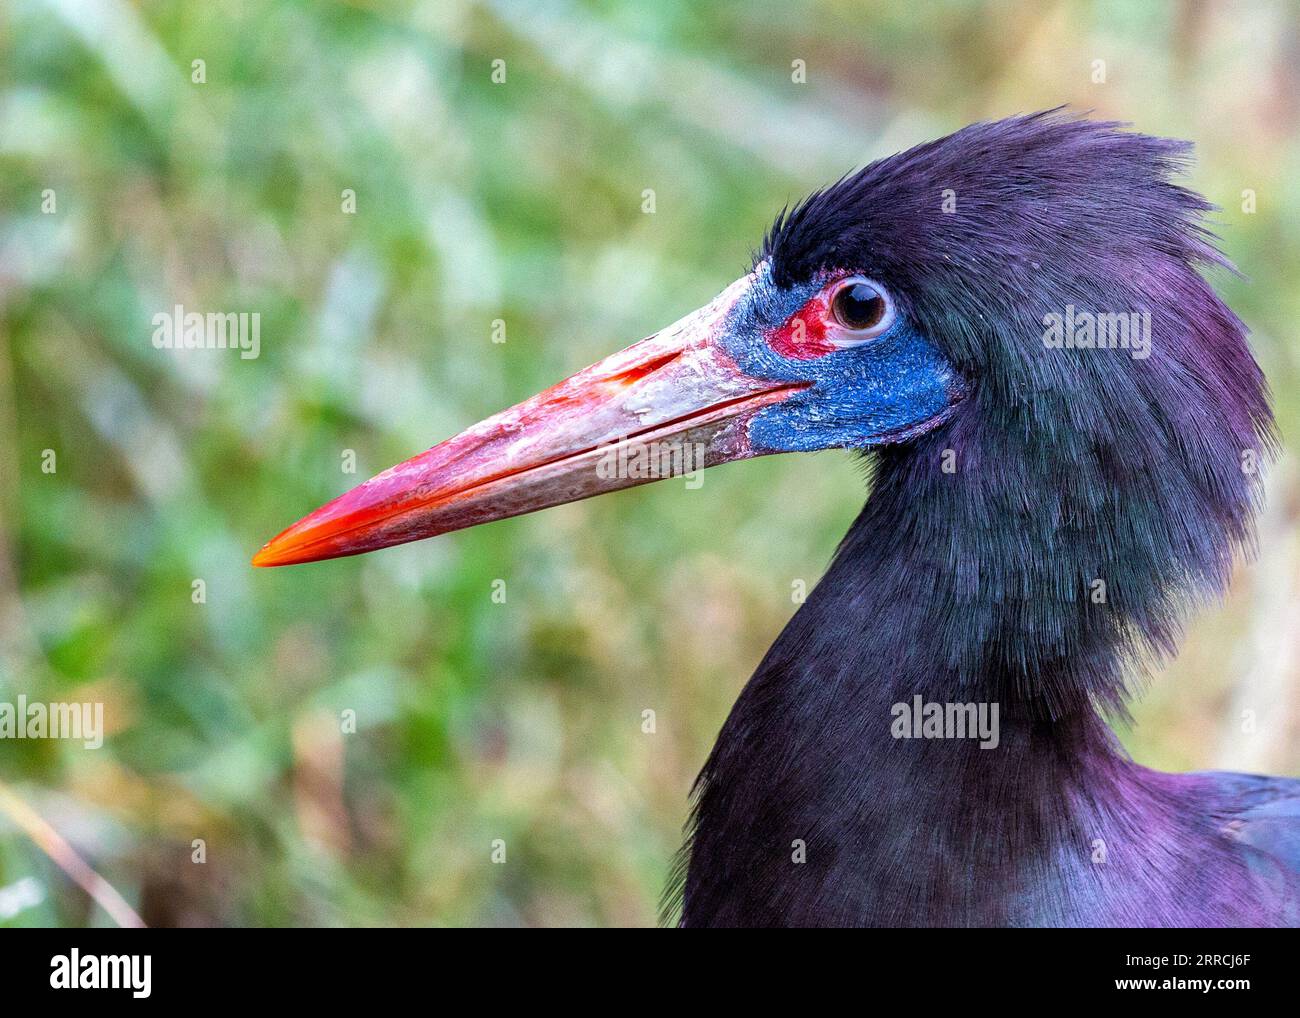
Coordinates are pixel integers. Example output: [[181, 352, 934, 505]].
[[829, 277, 893, 338]]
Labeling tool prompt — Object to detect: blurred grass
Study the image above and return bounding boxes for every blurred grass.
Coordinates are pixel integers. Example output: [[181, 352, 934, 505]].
[[1, 0, 1298, 926]]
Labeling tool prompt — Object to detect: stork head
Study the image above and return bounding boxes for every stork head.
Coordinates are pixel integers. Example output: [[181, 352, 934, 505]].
[[253, 111, 1269, 570]]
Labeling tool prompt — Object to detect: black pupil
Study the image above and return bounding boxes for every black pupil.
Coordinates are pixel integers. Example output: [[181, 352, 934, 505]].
[[834, 283, 885, 330]]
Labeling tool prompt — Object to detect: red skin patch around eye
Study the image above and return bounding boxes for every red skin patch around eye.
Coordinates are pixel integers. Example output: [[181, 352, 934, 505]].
[[768, 295, 838, 359]]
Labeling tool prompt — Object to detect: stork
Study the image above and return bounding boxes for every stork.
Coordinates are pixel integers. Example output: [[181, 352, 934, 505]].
[[254, 112, 1300, 927]]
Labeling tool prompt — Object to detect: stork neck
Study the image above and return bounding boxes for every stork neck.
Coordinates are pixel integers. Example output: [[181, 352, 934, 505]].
[[847, 415, 1232, 717], [678, 428, 1270, 924], [680, 505, 1158, 925]]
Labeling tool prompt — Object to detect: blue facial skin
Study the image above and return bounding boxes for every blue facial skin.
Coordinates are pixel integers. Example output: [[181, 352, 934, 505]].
[[721, 264, 965, 454]]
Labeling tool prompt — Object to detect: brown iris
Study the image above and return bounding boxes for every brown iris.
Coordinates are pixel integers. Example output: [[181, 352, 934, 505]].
[[830, 279, 888, 332]]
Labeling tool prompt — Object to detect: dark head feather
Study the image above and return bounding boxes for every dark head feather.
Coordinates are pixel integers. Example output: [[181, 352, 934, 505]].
[[759, 109, 1273, 714]]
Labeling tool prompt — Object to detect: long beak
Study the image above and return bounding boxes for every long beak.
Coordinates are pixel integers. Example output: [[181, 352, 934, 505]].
[[253, 274, 803, 567]]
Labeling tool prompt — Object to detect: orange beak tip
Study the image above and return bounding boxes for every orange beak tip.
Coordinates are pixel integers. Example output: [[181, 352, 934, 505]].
[[250, 545, 284, 568], [251, 532, 313, 568]]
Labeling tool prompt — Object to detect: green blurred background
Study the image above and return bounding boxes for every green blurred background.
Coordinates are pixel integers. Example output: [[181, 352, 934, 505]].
[[1, 0, 1298, 927]]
